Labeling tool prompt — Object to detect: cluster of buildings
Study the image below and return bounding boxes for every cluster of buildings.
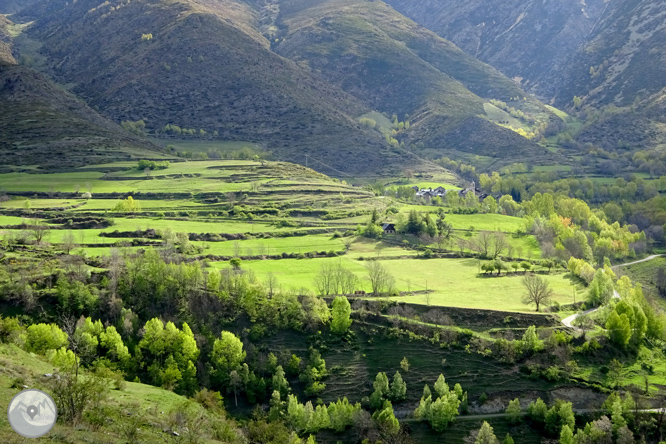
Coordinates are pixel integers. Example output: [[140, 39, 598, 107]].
[[413, 183, 487, 200]]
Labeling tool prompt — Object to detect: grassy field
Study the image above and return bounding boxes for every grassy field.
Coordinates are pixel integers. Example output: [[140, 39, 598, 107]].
[[0, 159, 554, 313], [196, 234, 345, 256], [149, 138, 262, 154], [214, 256, 573, 312]]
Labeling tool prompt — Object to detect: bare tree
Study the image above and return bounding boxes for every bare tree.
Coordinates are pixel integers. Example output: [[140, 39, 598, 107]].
[[521, 274, 553, 312], [265, 272, 278, 298], [456, 238, 468, 255], [343, 236, 356, 252], [434, 234, 449, 251], [314, 263, 336, 296], [257, 243, 267, 257], [232, 241, 242, 257], [74, 184, 81, 194], [365, 261, 396, 296], [336, 266, 359, 295], [85, 182, 93, 193], [61, 230, 77, 254], [490, 232, 508, 259], [29, 219, 50, 244], [471, 231, 492, 257], [374, 242, 385, 257], [419, 234, 433, 247]]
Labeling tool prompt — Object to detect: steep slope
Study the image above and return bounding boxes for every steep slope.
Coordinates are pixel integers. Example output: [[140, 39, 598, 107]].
[[0, 15, 15, 65], [550, 0, 666, 151], [274, 0, 555, 165], [0, 64, 167, 169], [553, 0, 666, 109], [381, 0, 609, 102], [16, 0, 413, 175], [0, 0, 40, 14]]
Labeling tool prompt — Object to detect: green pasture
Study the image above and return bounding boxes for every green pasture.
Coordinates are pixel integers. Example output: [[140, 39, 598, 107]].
[[195, 234, 345, 256], [212, 256, 575, 312], [532, 165, 572, 172], [107, 217, 285, 234], [0, 160, 342, 194], [445, 213, 526, 232], [150, 138, 261, 153], [483, 102, 526, 129], [383, 258, 574, 311], [0, 215, 33, 225], [393, 208, 530, 233]]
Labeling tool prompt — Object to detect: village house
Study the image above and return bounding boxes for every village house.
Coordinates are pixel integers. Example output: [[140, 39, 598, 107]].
[[382, 223, 396, 234]]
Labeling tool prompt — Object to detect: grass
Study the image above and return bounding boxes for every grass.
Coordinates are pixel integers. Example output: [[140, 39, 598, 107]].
[[0, 215, 34, 225], [0, 343, 226, 443], [382, 259, 575, 311], [148, 138, 261, 154], [214, 256, 574, 312], [196, 234, 344, 256], [445, 214, 526, 232], [0, 159, 553, 313]]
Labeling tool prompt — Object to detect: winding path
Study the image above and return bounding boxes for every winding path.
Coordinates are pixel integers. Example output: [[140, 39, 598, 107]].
[[611, 254, 662, 269], [561, 254, 663, 330]]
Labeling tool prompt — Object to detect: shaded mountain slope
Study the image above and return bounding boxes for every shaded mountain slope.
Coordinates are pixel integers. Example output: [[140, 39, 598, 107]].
[[0, 0, 40, 14], [553, 0, 666, 109], [273, 0, 553, 164], [0, 64, 166, 169], [381, 0, 609, 101], [17, 0, 415, 175]]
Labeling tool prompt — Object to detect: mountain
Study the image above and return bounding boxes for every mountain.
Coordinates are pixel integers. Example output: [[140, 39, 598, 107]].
[[552, 0, 666, 109], [0, 0, 40, 14], [10, 0, 565, 172], [0, 15, 16, 65], [381, 0, 609, 102], [0, 64, 167, 170], [14, 0, 418, 175], [273, 0, 556, 164], [381, 0, 666, 153]]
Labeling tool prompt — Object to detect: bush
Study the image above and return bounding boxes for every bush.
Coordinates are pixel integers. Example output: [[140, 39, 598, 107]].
[[0, 316, 22, 343], [423, 249, 433, 258], [49, 370, 110, 426]]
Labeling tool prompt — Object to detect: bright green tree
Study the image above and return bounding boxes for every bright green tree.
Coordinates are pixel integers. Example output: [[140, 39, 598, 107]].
[[506, 398, 521, 424], [559, 425, 574, 444], [389, 371, 407, 402], [370, 372, 390, 409], [25, 323, 68, 354], [331, 296, 352, 334], [210, 331, 246, 383], [606, 311, 632, 348], [527, 398, 548, 424], [272, 365, 290, 398], [545, 400, 575, 436], [475, 421, 499, 444], [521, 325, 543, 354], [372, 400, 400, 435], [138, 319, 199, 394]]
